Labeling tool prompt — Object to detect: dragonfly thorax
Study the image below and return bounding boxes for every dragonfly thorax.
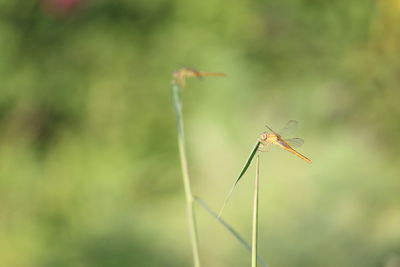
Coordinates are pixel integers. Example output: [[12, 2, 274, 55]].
[[259, 132, 279, 143]]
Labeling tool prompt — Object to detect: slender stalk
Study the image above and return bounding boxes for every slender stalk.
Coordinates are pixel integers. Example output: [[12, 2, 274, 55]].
[[171, 82, 201, 267], [251, 154, 260, 267]]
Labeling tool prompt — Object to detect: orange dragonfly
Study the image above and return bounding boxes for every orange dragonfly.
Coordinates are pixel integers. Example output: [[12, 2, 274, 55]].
[[218, 120, 311, 217], [172, 67, 226, 88], [259, 120, 311, 163]]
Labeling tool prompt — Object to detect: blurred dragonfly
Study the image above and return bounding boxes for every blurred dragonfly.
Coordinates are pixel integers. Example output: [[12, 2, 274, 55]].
[[260, 120, 312, 163], [172, 67, 226, 88], [218, 120, 311, 217]]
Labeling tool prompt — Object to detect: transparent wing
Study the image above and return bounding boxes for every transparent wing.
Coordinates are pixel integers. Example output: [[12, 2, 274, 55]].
[[284, 138, 304, 148], [279, 120, 298, 137], [265, 124, 278, 135]]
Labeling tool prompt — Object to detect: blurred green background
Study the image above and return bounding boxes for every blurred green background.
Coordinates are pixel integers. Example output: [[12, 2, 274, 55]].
[[1, 0, 400, 266]]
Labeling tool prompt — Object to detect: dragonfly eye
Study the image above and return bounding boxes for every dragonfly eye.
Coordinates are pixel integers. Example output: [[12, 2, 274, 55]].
[[260, 133, 267, 141]]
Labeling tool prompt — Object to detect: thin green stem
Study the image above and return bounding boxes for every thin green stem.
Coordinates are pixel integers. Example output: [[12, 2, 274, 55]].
[[171, 82, 201, 267], [252, 155, 260, 267]]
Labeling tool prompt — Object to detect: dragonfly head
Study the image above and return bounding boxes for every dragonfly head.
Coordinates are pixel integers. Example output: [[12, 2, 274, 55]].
[[259, 132, 268, 142]]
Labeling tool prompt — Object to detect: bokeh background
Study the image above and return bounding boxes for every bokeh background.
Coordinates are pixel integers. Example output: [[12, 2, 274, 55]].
[[1, 0, 400, 266]]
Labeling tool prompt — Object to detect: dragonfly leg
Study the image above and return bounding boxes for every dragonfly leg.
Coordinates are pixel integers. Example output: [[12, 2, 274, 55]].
[[257, 142, 269, 152]]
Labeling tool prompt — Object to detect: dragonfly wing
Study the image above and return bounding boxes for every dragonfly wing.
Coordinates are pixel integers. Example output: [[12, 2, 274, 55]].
[[279, 120, 298, 137], [265, 124, 278, 135], [284, 138, 304, 148]]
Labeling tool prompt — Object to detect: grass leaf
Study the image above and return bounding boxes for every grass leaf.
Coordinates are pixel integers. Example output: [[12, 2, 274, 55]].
[[235, 141, 261, 185], [218, 141, 261, 217], [194, 197, 267, 267]]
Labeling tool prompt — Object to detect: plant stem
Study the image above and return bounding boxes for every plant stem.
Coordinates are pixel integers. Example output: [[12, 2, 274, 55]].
[[171, 82, 201, 267], [251, 154, 260, 267]]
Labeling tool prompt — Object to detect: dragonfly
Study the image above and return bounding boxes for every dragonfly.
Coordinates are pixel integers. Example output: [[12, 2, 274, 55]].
[[236, 120, 311, 184], [172, 67, 226, 88], [259, 120, 312, 163], [218, 120, 311, 217]]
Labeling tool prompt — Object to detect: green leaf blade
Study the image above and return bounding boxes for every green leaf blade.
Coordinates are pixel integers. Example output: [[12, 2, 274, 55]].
[[218, 141, 261, 217]]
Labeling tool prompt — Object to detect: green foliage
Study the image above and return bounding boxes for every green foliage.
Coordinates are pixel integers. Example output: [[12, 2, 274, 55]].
[[0, 0, 399, 266]]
